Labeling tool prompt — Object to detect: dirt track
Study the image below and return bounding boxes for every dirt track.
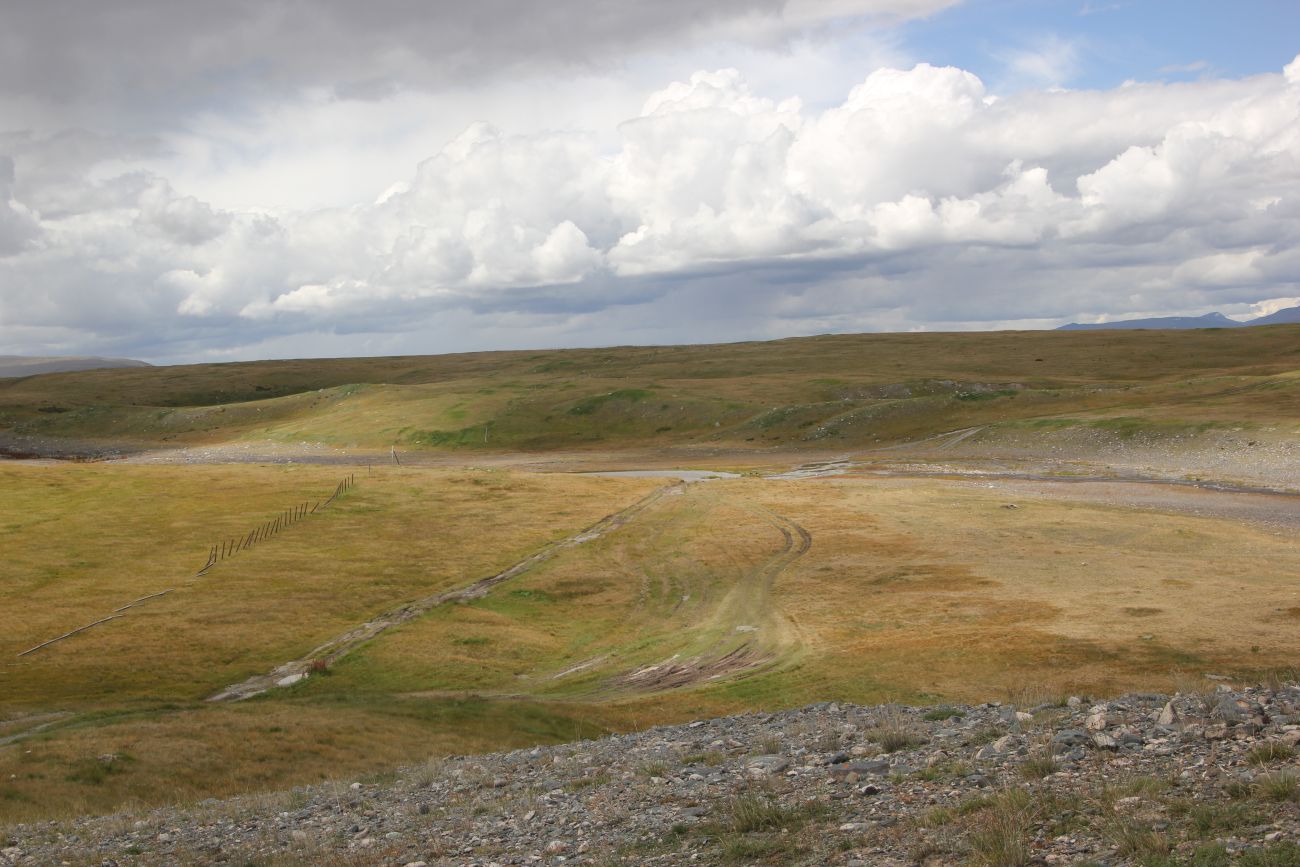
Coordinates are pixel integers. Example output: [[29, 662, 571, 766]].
[[612, 501, 812, 693]]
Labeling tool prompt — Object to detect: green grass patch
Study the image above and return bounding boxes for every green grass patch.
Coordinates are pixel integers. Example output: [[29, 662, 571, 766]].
[[567, 388, 654, 416]]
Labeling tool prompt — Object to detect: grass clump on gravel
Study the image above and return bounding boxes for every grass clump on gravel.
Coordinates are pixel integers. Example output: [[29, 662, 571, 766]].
[[1247, 742, 1296, 765], [1254, 771, 1299, 803], [721, 793, 823, 834], [923, 707, 964, 721], [867, 707, 926, 753], [966, 789, 1035, 867]]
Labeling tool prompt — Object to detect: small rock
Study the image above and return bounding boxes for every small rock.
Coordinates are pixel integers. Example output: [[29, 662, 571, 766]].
[[1051, 730, 1089, 754], [976, 734, 1018, 760], [1202, 724, 1229, 740], [747, 755, 790, 776], [1112, 725, 1144, 745], [1092, 732, 1118, 751], [830, 759, 889, 781], [544, 840, 567, 855]]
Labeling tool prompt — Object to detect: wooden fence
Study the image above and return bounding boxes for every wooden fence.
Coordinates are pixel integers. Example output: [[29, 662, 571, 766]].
[[195, 473, 356, 575]]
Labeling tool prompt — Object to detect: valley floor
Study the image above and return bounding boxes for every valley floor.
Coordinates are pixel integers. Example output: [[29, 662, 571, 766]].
[[1, 433, 1297, 841]]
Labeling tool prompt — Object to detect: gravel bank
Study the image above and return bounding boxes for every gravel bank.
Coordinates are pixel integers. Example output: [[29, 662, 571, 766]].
[[3, 685, 1298, 866]]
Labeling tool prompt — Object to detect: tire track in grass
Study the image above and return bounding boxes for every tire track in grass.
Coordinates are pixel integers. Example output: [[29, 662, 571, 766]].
[[612, 498, 811, 693]]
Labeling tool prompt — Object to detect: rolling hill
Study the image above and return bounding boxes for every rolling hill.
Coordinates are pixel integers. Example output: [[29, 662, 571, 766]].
[[0, 355, 150, 379], [1, 326, 1297, 458]]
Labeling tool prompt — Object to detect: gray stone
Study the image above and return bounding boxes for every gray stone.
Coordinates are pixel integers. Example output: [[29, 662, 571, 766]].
[[974, 734, 1018, 760], [1092, 732, 1118, 750], [1051, 730, 1089, 754], [747, 755, 790, 775], [829, 759, 889, 781]]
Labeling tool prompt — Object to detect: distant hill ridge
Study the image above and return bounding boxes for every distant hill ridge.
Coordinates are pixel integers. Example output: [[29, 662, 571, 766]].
[[1058, 305, 1300, 330], [0, 355, 152, 379]]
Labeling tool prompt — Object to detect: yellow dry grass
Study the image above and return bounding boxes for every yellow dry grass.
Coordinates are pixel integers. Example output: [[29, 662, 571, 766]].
[[322, 473, 1299, 723], [2, 461, 1296, 823], [741, 477, 1300, 704]]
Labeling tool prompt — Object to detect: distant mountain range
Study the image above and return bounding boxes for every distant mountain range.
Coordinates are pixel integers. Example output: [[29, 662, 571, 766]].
[[0, 356, 151, 379], [1058, 305, 1300, 331]]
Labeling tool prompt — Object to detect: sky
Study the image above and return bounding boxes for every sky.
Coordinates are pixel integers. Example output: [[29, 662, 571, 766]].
[[1, 0, 1298, 364]]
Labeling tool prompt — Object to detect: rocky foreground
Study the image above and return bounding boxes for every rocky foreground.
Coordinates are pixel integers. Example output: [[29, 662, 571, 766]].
[[3, 685, 1299, 866]]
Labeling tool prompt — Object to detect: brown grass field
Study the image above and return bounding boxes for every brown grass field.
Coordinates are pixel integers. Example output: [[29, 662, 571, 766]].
[[1, 327, 1297, 457], [1, 326, 1297, 823]]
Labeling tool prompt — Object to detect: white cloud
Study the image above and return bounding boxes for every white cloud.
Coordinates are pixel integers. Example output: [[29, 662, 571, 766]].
[[1246, 295, 1300, 317], [994, 34, 1083, 90], [2, 55, 1300, 358]]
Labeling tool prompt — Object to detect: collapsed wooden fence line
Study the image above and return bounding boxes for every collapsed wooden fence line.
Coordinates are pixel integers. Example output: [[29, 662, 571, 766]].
[[16, 472, 361, 658], [196, 472, 356, 575], [17, 616, 121, 657], [113, 589, 175, 613]]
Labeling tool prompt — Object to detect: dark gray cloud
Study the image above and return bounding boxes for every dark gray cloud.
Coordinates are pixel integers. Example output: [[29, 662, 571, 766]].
[[0, 0, 949, 111], [0, 156, 40, 255]]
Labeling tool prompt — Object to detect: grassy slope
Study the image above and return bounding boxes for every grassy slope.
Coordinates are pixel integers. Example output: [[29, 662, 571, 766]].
[[1, 327, 1297, 453], [0, 465, 660, 820], [2, 327, 1298, 822], [319, 477, 1300, 717], [8, 464, 1290, 822]]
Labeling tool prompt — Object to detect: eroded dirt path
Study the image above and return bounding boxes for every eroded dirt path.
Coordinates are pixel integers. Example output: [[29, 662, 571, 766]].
[[943, 476, 1300, 532], [0, 711, 73, 748], [207, 482, 683, 702]]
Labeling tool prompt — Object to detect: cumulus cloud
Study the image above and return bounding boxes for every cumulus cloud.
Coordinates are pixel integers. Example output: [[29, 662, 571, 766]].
[[2, 56, 1300, 358]]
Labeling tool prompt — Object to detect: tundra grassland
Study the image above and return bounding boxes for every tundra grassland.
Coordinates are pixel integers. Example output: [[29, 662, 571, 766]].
[[0, 326, 1297, 825], [2, 463, 1297, 822], [1, 327, 1297, 459], [0, 463, 659, 821]]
